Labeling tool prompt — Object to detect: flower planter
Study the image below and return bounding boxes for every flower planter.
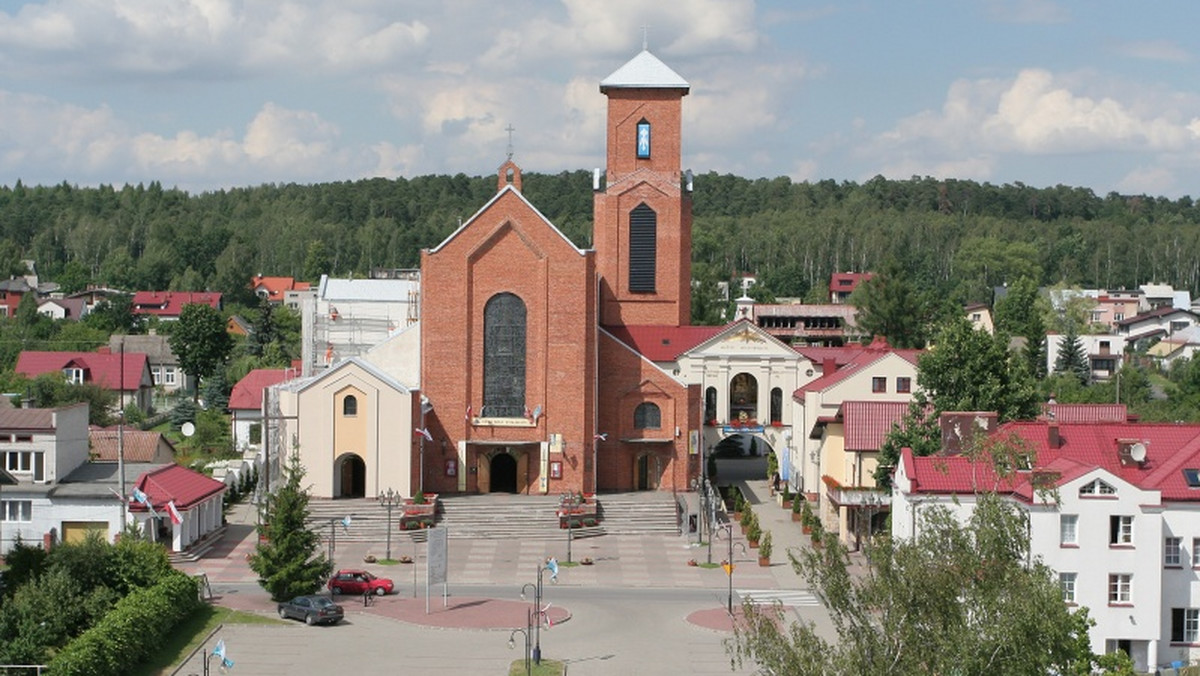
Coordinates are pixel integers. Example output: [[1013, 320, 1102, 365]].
[[748, 539, 759, 549], [792, 512, 802, 522], [758, 556, 770, 567], [782, 499, 794, 510], [802, 525, 812, 534], [580, 558, 594, 566]]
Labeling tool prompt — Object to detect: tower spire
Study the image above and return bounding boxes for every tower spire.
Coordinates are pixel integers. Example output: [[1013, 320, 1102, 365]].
[[505, 124, 515, 161]]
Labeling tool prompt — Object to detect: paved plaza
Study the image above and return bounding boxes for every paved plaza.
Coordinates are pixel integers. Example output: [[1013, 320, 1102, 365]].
[[173, 460, 829, 675]]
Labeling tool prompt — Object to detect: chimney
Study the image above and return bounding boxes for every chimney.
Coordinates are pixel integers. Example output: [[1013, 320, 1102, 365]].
[[1048, 422, 1062, 449], [822, 358, 837, 376]]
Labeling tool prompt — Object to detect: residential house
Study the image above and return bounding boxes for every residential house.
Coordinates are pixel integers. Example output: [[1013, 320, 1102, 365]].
[[791, 337, 921, 497], [733, 298, 862, 347], [229, 368, 298, 457], [1046, 333, 1127, 382], [126, 464, 225, 552], [37, 297, 86, 321], [1094, 290, 1143, 330], [107, 333, 188, 396], [1116, 307, 1200, 348], [808, 400, 909, 549], [965, 303, 994, 333], [891, 412, 1200, 672], [829, 272, 873, 304], [251, 275, 312, 310], [131, 291, 222, 320], [1147, 326, 1200, 369], [16, 350, 155, 412], [65, 287, 127, 315], [0, 278, 35, 318], [226, 315, 252, 338]]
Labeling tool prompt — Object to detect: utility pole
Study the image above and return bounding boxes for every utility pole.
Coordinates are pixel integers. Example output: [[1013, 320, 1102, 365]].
[[118, 338, 127, 527]]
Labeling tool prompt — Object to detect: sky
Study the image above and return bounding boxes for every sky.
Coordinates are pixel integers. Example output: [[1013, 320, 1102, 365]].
[[1, 0, 1200, 198]]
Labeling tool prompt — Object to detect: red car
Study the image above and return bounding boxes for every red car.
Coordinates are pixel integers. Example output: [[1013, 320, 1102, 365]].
[[328, 569, 394, 596]]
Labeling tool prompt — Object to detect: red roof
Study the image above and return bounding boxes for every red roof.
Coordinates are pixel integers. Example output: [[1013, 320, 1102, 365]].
[[129, 464, 225, 511], [605, 324, 725, 362], [16, 351, 148, 391], [842, 401, 911, 450], [795, 337, 921, 396], [830, 272, 873, 290], [131, 291, 222, 317], [229, 368, 298, 410], [1043, 403, 1129, 423], [903, 420, 1200, 502], [251, 275, 311, 302]]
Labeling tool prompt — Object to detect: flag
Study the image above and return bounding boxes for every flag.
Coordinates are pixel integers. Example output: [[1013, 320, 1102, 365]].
[[131, 487, 149, 505], [593, 433, 607, 442], [416, 427, 433, 442], [524, 406, 531, 419], [532, 405, 542, 422], [167, 500, 183, 525], [213, 639, 234, 669], [465, 405, 472, 421]]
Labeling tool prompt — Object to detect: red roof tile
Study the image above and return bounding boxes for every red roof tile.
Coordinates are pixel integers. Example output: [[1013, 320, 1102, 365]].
[[251, 275, 311, 302], [605, 324, 725, 362], [842, 401, 911, 450], [131, 291, 222, 317], [1043, 403, 1129, 423], [129, 464, 225, 511], [16, 351, 148, 390], [229, 368, 298, 410], [794, 338, 921, 396]]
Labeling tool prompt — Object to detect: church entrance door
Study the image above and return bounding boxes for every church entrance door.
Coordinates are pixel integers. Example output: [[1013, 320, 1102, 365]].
[[337, 454, 366, 498], [635, 454, 657, 491], [489, 452, 519, 494]]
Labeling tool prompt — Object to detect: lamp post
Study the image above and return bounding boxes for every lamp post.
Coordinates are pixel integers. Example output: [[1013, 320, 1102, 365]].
[[520, 561, 554, 665], [508, 618, 532, 676], [720, 523, 747, 615], [378, 488, 401, 561]]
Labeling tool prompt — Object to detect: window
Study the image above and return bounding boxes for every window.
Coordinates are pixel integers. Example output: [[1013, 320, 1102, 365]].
[[636, 119, 651, 158], [1108, 574, 1132, 604], [249, 423, 262, 445], [1109, 515, 1133, 545], [1059, 572, 1077, 604], [0, 500, 30, 522], [63, 367, 84, 384], [1167, 537, 1183, 566], [896, 377, 912, 394], [1060, 514, 1078, 545], [164, 368, 177, 386], [1080, 479, 1116, 496], [769, 387, 783, 424], [1193, 538, 1200, 567], [1114, 313, 1124, 322], [151, 366, 162, 385], [6, 451, 31, 472], [1174, 608, 1200, 643], [483, 293, 527, 418], [634, 403, 661, 430], [704, 387, 717, 423], [728, 373, 758, 423], [342, 395, 358, 417], [628, 204, 657, 293], [871, 377, 886, 393]]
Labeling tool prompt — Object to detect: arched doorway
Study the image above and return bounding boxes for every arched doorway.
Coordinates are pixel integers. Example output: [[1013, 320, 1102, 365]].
[[489, 452, 518, 493], [337, 454, 366, 498]]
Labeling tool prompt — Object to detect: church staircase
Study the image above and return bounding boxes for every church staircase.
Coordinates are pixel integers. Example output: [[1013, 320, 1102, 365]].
[[302, 491, 680, 544]]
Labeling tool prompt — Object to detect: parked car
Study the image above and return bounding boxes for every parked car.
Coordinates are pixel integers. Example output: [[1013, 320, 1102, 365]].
[[328, 569, 394, 596], [277, 595, 344, 626]]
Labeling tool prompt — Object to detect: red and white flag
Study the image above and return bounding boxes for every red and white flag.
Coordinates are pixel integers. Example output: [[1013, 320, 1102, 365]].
[[416, 427, 433, 442], [465, 405, 472, 421], [167, 500, 183, 525]]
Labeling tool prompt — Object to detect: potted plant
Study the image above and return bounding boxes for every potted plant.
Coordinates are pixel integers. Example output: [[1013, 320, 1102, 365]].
[[739, 506, 753, 534], [792, 495, 804, 522], [747, 513, 762, 548], [757, 530, 772, 566], [731, 489, 744, 521], [781, 485, 793, 510], [800, 500, 815, 534]]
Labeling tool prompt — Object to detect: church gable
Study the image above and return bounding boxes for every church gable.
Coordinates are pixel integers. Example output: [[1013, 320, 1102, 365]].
[[685, 321, 801, 360], [430, 185, 583, 260]]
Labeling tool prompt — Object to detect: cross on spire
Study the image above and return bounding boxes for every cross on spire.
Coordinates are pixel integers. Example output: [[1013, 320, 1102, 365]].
[[505, 124, 515, 161]]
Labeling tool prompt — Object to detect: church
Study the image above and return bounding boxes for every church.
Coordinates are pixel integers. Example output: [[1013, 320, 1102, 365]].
[[276, 49, 704, 499]]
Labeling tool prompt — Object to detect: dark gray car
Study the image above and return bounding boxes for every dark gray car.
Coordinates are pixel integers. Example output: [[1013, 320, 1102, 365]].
[[277, 595, 345, 626]]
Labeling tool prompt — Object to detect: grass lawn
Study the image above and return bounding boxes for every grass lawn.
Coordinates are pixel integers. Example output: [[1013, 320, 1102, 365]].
[[132, 605, 281, 676], [508, 658, 565, 675]]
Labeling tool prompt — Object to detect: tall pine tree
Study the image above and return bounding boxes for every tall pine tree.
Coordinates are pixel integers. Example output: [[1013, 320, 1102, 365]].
[[1054, 323, 1090, 386], [249, 455, 332, 601]]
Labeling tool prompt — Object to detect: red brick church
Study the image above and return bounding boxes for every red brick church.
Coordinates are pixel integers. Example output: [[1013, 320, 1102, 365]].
[[418, 50, 702, 496]]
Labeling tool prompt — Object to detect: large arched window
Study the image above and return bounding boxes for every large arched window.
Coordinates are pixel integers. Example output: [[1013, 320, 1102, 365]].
[[634, 402, 661, 430], [483, 293, 526, 417], [770, 387, 783, 424], [342, 395, 358, 417], [729, 373, 758, 423], [704, 387, 718, 423], [629, 204, 657, 293]]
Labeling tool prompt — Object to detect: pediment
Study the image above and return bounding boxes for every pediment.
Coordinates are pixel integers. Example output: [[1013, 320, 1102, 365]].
[[684, 322, 800, 360]]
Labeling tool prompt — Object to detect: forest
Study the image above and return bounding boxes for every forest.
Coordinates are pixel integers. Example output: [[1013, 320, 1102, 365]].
[[1, 172, 1199, 315]]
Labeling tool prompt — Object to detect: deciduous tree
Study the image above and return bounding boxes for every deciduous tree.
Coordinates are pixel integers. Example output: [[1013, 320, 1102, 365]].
[[168, 303, 233, 401]]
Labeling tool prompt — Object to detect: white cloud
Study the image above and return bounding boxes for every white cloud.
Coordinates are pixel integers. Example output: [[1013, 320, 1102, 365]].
[[984, 0, 1070, 24], [1116, 166, 1177, 195], [1115, 40, 1191, 63]]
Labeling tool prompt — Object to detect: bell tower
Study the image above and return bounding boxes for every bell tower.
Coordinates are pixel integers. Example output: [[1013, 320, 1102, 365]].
[[593, 50, 691, 327]]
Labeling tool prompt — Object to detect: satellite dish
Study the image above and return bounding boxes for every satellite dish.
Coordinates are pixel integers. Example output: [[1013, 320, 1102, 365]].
[[181, 422, 196, 437], [1129, 442, 1147, 464]]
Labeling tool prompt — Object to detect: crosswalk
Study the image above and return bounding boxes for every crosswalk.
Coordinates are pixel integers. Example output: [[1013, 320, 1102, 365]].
[[736, 589, 821, 608]]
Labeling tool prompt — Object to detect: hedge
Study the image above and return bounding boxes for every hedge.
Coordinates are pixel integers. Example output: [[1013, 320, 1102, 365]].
[[47, 570, 201, 676]]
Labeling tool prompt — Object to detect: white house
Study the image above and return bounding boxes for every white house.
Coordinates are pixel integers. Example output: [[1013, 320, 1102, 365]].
[[1046, 333, 1127, 382], [892, 413, 1200, 672]]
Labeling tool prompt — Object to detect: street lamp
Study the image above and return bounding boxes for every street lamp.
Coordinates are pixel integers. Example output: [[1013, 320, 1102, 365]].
[[378, 488, 401, 561], [520, 561, 555, 664], [508, 618, 532, 676], [719, 523, 747, 615]]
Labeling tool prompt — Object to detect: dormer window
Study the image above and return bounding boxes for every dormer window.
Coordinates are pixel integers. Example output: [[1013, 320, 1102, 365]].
[[1080, 478, 1116, 496], [636, 119, 651, 158], [63, 367, 84, 384]]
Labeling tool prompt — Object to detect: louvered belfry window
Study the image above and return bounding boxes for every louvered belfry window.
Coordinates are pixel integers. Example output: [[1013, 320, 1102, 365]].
[[629, 204, 657, 293], [483, 293, 526, 418]]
